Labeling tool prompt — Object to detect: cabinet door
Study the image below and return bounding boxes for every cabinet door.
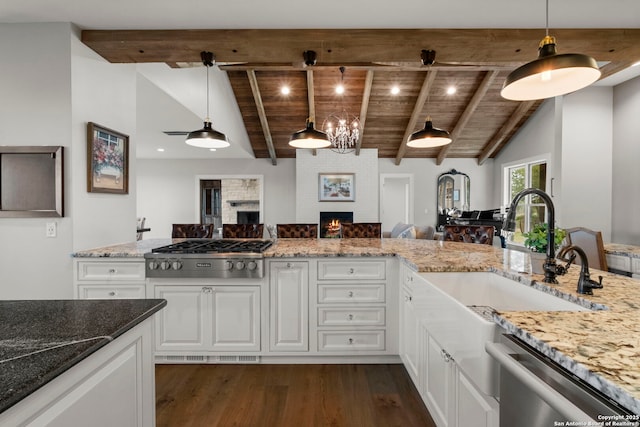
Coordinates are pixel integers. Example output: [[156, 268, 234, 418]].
[[401, 286, 419, 384], [269, 261, 309, 352], [154, 286, 207, 352], [210, 286, 260, 352], [456, 370, 499, 427], [424, 333, 456, 427]]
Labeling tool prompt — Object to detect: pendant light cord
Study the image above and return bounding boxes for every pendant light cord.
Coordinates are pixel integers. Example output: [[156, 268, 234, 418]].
[[205, 63, 210, 122], [545, 0, 549, 37]]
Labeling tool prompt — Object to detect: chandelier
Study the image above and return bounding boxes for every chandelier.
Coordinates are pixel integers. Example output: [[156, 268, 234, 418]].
[[322, 109, 360, 154]]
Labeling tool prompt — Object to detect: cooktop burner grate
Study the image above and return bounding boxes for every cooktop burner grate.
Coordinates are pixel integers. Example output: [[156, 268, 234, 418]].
[[151, 239, 273, 254]]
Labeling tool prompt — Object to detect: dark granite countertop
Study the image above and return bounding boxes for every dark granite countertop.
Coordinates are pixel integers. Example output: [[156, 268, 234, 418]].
[[0, 299, 166, 414]]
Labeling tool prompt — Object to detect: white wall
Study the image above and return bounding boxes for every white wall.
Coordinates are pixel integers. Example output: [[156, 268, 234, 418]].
[[71, 28, 138, 250], [612, 76, 640, 244], [136, 158, 295, 238], [0, 23, 74, 299], [295, 149, 379, 223], [560, 88, 613, 241]]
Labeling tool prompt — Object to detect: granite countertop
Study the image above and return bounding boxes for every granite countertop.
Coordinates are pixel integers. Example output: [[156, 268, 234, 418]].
[[0, 299, 166, 413], [605, 243, 640, 258], [71, 237, 640, 414]]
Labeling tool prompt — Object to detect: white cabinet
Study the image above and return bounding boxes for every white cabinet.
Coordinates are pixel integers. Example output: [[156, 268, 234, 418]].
[[423, 332, 456, 427], [269, 261, 309, 352], [455, 369, 499, 427], [314, 259, 395, 355], [400, 280, 419, 383], [0, 318, 156, 427], [74, 258, 146, 299], [154, 283, 260, 354], [606, 254, 640, 278]]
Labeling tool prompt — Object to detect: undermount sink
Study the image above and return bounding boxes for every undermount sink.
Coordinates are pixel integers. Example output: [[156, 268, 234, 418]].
[[413, 271, 589, 397], [420, 271, 588, 312]]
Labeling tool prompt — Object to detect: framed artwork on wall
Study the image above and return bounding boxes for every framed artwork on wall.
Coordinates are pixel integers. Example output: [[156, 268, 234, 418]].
[[87, 122, 129, 194], [318, 173, 355, 202]]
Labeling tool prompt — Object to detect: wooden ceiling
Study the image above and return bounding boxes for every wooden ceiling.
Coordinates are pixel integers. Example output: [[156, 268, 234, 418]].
[[81, 29, 640, 165]]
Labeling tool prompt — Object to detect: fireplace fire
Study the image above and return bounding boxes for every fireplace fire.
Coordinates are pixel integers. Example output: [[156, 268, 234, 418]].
[[319, 211, 353, 238]]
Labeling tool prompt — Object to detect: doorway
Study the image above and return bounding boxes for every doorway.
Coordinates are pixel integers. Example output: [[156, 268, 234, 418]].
[[200, 180, 222, 228], [380, 174, 414, 233]]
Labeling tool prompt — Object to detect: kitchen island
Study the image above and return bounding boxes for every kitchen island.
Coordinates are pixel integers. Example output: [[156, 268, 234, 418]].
[[73, 237, 640, 415], [0, 298, 166, 426]]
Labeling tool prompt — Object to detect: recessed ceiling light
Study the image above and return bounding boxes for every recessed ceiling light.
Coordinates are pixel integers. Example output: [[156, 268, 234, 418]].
[[157, 148, 165, 152], [209, 148, 217, 152], [390, 86, 400, 95], [446, 86, 457, 95], [281, 85, 291, 95]]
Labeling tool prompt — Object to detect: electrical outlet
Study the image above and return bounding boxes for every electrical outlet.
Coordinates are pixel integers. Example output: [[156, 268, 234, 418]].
[[46, 222, 57, 238]]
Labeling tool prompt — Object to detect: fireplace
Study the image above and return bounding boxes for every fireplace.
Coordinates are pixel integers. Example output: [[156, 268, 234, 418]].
[[237, 211, 260, 224], [319, 211, 353, 238]]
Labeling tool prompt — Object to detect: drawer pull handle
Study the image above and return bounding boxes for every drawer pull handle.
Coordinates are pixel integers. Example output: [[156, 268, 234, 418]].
[[348, 291, 354, 297], [287, 262, 292, 268], [109, 291, 117, 296], [202, 287, 212, 293], [349, 268, 355, 274], [109, 269, 117, 274], [348, 314, 354, 320], [348, 338, 353, 344]]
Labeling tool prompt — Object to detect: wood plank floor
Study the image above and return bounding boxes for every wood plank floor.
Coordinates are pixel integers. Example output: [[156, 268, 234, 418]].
[[156, 364, 436, 427]]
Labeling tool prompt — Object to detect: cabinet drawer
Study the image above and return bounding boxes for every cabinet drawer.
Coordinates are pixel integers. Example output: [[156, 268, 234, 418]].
[[632, 258, 640, 274], [77, 261, 145, 282], [606, 254, 631, 272], [317, 261, 386, 280], [78, 285, 146, 299], [318, 330, 385, 351], [318, 307, 385, 326], [317, 283, 385, 304]]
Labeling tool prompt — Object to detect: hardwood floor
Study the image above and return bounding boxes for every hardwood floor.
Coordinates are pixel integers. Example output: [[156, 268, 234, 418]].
[[156, 364, 436, 427]]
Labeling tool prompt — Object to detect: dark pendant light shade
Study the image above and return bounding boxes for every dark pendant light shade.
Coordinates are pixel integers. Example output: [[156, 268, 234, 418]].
[[407, 119, 452, 148], [185, 51, 230, 149], [186, 121, 229, 148], [289, 119, 331, 149], [501, 37, 600, 101]]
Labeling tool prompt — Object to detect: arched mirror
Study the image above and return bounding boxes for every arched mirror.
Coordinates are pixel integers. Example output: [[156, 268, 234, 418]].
[[437, 169, 470, 228]]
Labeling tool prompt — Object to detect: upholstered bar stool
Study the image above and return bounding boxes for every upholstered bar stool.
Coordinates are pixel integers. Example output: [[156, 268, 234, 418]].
[[171, 224, 215, 238], [276, 223, 318, 238], [443, 225, 494, 245], [341, 222, 382, 238], [222, 224, 264, 238]]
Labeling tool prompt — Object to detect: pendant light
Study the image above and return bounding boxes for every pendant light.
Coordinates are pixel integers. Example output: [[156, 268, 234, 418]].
[[289, 118, 331, 149], [501, 0, 600, 101], [186, 51, 230, 148], [407, 117, 452, 148]]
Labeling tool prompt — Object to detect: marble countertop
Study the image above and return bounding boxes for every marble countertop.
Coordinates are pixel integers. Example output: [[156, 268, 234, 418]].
[[72, 237, 640, 414], [0, 299, 166, 413]]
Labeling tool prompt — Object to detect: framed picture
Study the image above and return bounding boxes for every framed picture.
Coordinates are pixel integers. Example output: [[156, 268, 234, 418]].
[[319, 173, 355, 202], [87, 122, 129, 194]]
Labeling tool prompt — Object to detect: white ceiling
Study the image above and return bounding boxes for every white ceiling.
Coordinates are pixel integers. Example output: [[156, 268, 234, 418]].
[[3, 0, 640, 159]]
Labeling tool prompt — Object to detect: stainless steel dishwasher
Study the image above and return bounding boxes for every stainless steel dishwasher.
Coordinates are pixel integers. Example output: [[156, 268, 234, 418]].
[[486, 335, 639, 427]]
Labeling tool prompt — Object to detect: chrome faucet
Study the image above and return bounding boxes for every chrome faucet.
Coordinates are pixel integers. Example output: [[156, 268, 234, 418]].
[[502, 188, 564, 284], [557, 245, 604, 295]]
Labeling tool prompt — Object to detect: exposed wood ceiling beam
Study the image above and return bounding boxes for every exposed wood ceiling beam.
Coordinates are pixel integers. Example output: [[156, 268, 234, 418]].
[[436, 70, 499, 165], [82, 29, 640, 66], [477, 100, 536, 165], [355, 70, 374, 156], [247, 70, 277, 165], [394, 70, 438, 165]]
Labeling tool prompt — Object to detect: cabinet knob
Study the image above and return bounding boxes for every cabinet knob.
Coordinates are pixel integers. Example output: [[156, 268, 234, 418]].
[[349, 268, 355, 274], [348, 291, 354, 297], [348, 314, 354, 320], [109, 269, 117, 274], [109, 291, 117, 297], [348, 338, 354, 344], [286, 262, 292, 268]]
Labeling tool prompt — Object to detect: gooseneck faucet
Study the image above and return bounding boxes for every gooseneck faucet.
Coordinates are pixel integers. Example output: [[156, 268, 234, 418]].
[[502, 188, 562, 284], [557, 245, 604, 295]]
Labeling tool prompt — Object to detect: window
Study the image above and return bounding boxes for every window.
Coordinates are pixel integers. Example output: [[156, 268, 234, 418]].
[[504, 160, 547, 244]]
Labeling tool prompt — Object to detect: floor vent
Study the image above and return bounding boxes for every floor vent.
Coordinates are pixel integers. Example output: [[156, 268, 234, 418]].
[[158, 355, 207, 364], [156, 355, 259, 364]]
